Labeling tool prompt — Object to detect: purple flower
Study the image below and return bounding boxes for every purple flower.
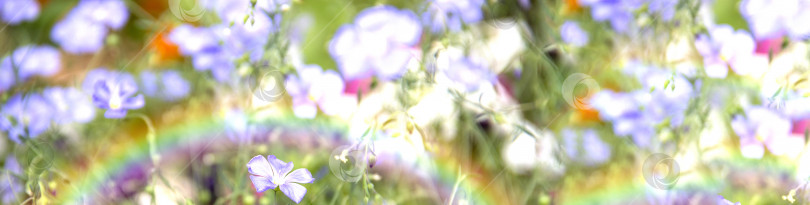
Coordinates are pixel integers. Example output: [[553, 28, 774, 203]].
[[205, 0, 288, 25], [247, 155, 315, 204], [591, 90, 656, 147], [740, 0, 810, 40], [168, 25, 234, 82], [694, 25, 768, 78], [139, 70, 191, 102], [70, 0, 129, 29], [591, 63, 694, 147], [51, 17, 107, 54], [168, 25, 220, 56], [561, 21, 588, 46], [782, 93, 810, 120], [562, 128, 611, 166], [0, 0, 40, 25], [157, 71, 191, 101], [285, 65, 356, 118], [422, 0, 485, 32], [1, 156, 22, 204], [648, 0, 677, 21], [204, 0, 280, 63], [82, 68, 115, 93], [90, 71, 144, 118], [43, 87, 96, 124], [0, 94, 53, 144], [438, 50, 495, 92], [731, 106, 801, 158], [580, 0, 641, 33], [717, 195, 741, 205], [166, 0, 284, 82], [1, 45, 61, 80], [50, 0, 129, 54], [0, 63, 12, 92], [329, 6, 422, 81]]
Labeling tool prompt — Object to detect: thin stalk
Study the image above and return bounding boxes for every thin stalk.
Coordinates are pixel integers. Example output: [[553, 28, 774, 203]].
[[447, 168, 467, 205]]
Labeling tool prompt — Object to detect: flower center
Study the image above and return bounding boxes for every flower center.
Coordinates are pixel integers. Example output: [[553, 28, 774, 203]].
[[272, 176, 284, 185], [109, 95, 122, 110]]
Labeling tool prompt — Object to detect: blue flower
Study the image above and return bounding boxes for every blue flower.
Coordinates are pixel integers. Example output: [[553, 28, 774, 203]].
[[51, 16, 107, 54], [205, 0, 288, 25], [206, 0, 279, 63], [0, 63, 12, 92], [167, 0, 285, 82], [329, 6, 422, 81], [168, 25, 220, 55], [139, 70, 191, 102], [591, 90, 657, 147], [422, 0, 485, 32], [1, 45, 61, 80], [50, 0, 129, 54], [90, 71, 144, 118], [43, 87, 96, 124], [70, 0, 129, 29], [0, 156, 22, 204], [0, 94, 53, 144], [247, 155, 315, 204], [716, 195, 741, 205], [168, 25, 234, 82], [740, 0, 810, 40], [82, 68, 115, 93], [560, 21, 588, 46], [590, 63, 694, 147], [0, 0, 40, 25], [562, 128, 611, 166], [437, 49, 495, 92], [648, 0, 677, 21], [694, 25, 768, 78], [580, 0, 641, 33], [731, 106, 799, 159], [285, 65, 356, 118]]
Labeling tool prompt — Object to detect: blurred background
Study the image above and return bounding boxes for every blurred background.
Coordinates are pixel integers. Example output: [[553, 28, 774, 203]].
[[0, 0, 809, 204]]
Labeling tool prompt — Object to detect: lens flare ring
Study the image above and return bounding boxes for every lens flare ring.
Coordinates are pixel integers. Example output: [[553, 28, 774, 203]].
[[642, 153, 680, 190], [168, 0, 206, 22], [248, 69, 286, 103], [329, 145, 370, 182], [561, 73, 600, 110]]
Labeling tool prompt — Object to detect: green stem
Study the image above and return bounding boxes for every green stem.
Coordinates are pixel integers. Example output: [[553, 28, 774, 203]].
[[329, 183, 343, 205], [447, 169, 467, 205], [129, 113, 159, 166], [275, 189, 280, 205], [126, 113, 158, 204], [362, 173, 370, 203]]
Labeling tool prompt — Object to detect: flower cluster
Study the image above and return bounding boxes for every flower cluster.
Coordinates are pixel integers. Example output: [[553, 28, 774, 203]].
[[0, 0, 40, 25], [1, 87, 95, 144], [422, 0, 485, 33], [285, 65, 356, 119], [51, 0, 129, 54], [329, 6, 422, 81], [562, 128, 611, 166], [0, 45, 61, 92], [169, 0, 286, 82], [694, 25, 768, 78], [740, 0, 810, 40], [138, 70, 191, 102], [590, 63, 694, 147], [1, 0, 809, 204]]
